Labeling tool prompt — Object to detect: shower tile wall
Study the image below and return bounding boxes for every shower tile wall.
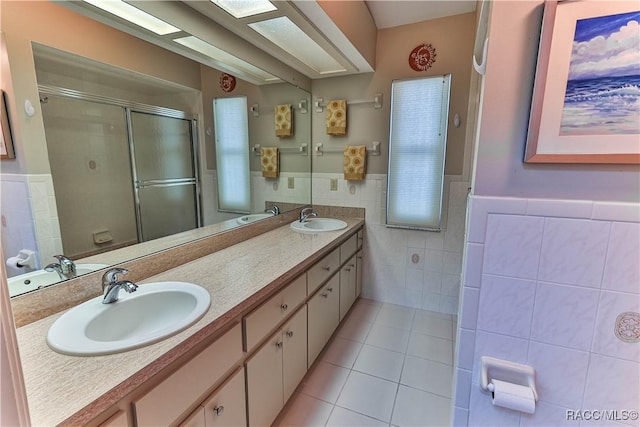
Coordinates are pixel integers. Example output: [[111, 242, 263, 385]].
[[453, 196, 640, 427], [312, 173, 469, 315], [0, 173, 61, 275]]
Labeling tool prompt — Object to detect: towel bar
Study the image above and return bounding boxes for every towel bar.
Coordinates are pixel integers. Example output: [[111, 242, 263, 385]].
[[314, 142, 380, 156], [250, 100, 308, 117], [314, 94, 382, 112], [252, 144, 308, 156]]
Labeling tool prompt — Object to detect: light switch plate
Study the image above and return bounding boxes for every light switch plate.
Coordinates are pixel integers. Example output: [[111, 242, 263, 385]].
[[288, 177, 294, 189], [330, 178, 338, 191]]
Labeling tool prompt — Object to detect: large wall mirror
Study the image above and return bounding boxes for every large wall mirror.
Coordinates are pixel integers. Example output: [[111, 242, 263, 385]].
[[1, 2, 312, 298]]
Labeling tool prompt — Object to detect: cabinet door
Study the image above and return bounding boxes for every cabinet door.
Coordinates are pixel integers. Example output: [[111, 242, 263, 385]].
[[246, 332, 284, 427], [339, 256, 357, 321], [202, 368, 246, 427], [356, 250, 363, 298], [282, 306, 308, 402], [307, 274, 340, 367]]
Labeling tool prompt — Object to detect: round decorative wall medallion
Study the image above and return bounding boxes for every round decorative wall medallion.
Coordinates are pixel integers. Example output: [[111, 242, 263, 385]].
[[409, 43, 437, 72], [614, 311, 640, 343], [219, 73, 236, 93]]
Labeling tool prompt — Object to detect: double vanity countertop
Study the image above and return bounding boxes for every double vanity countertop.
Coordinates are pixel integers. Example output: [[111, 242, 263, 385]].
[[15, 217, 364, 426]]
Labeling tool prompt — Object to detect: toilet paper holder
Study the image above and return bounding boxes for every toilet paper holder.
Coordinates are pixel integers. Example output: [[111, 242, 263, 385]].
[[480, 356, 538, 401]]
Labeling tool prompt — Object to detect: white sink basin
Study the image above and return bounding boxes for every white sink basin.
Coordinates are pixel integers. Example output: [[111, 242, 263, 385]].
[[236, 213, 274, 225], [8, 263, 109, 297], [46, 281, 211, 356], [290, 218, 348, 234]]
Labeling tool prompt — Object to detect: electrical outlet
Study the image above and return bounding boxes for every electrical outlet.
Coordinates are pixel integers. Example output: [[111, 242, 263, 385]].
[[288, 177, 294, 189], [330, 178, 338, 191]]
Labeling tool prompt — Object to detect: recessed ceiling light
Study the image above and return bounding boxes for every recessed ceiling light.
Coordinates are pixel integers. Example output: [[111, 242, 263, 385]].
[[173, 36, 278, 82], [83, 0, 180, 35], [210, 0, 277, 19], [248, 17, 346, 75]]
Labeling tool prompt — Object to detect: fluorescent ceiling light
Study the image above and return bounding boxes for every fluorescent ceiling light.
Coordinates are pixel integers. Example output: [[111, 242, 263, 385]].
[[210, 0, 277, 19], [173, 36, 278, 82], [83, 0, 180, 35], [249, 17, 346, 75]]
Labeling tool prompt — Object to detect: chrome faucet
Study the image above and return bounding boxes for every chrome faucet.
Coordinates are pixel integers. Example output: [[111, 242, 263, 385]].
[[264, 205, 280, 215], [299, 207, 317, 223], [44, 255, 77, 280], [101, 267, 138, 304]]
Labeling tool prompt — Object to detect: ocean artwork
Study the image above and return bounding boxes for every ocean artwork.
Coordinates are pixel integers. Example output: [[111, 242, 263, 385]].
[[560, 10, 640, 136]]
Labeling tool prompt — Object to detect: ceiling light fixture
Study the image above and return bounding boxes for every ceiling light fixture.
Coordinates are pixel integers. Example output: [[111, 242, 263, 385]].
[[83, 0, 180, 35], [210, 0, 277, 19], [248, 17, 346, 75], [173, 36, 278, 82]]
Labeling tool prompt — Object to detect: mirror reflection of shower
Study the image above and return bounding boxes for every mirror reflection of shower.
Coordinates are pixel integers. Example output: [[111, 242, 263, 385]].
[[40, 89, 200, 260]]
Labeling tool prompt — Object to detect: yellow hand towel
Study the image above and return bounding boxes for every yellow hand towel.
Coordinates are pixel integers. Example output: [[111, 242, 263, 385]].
[[275, 104, 293, 137], [326, 100, 347, 135], [344, 145, 366, 181], [261, 147, 279, 178]]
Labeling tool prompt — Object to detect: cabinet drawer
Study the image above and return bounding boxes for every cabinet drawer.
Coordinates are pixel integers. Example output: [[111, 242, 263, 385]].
[[99, 411, 129, 427], [340, 234, 358, 264], [357, 229, 364, 249], [307, 247, 340, 294], [180, 368, 246, 427], [244, 274, 306, 351], [134, 324, 242, 427]]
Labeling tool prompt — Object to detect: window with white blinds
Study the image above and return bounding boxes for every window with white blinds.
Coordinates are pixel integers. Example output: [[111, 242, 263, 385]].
[[386, 75, 451, 230], [213, 96, 251, 213]]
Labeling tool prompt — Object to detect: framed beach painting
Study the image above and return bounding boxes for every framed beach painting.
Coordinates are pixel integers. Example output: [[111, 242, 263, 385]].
[[525, 1, 640, 164], [1, 90, 16, 160]]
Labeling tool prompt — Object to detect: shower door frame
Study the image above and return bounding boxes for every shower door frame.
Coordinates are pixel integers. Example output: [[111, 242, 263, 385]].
[[38, 84, 202, 243]]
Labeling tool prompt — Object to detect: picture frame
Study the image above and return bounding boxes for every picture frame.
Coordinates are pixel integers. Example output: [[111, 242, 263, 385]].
[[1, 90, 16, 160], [524, 1, 640, 164]]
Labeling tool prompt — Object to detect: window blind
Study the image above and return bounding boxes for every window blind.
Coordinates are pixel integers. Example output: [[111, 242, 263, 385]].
[[386, 75, 451, 230], [213, 96, 251, 213]]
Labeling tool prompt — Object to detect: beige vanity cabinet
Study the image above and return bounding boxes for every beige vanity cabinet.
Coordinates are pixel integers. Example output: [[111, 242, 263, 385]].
[[340, 234, 358, 264], [307, 274, 340, 367], [356, 250, 363, 298], [98, 410, 129, 427], [179, 367, 246, 427], [339, 255, 357, 321], [246, 305, 307, 427], [132, 324, 243, 427], [307, 247, 340, 294]]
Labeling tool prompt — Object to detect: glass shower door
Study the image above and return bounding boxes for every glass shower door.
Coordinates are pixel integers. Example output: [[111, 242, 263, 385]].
[[129, 111, 199, 242]]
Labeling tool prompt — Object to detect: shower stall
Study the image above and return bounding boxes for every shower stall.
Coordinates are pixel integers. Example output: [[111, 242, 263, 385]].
[[39, 86, 201, 259]]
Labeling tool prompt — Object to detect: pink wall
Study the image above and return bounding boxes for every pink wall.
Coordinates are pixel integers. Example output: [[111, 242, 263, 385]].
[[473, 1, 639, 203]]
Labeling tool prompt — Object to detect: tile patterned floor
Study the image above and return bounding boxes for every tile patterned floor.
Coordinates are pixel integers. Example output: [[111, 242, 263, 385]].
[[274, 299, 458, 427]]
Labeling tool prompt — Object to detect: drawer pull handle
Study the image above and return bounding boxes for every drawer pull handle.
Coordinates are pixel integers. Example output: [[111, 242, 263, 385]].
[[286, 330, 294, 338], [321, 292, 328, 298], [276, 341, 283, 349], [348, 263, 355, 267], [321, 266, 331, 271], [213, 406, 224, 417], [345, 268, 351, 272], [281, 303, 288, 311], [327, 287, 334, 292]]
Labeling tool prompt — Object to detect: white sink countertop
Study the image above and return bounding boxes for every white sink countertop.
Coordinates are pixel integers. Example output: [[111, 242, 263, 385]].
[[15, 217, 364, 426]]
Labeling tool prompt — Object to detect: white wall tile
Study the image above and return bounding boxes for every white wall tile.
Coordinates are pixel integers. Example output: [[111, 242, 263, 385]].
[[472, 331, 529, 383], [592, 291, 640, 362], [477, 274, 536, 338], [538, 218, 610, 288], [583, 354, 640, 425], [602, 222, 640, 294], [456, 328, 476, 371], [592, 202, 640, 223], [519, 401, 575, 427], [454, 368, 473, 410], [452, 407, 469, 427], [483, 214, 544, 280], [460, 286, 480, 330], [526, 198, 593, 219], [527, 341, 590, 408], [530, 283, 599, 351], [463, 243, 484, 288]]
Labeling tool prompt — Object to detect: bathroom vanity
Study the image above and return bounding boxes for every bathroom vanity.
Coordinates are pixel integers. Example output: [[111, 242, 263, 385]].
[[14, 216, 365, 426]]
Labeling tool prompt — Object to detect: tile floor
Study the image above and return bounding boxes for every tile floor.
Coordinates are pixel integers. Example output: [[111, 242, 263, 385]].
[[274, 298, 458, 427]]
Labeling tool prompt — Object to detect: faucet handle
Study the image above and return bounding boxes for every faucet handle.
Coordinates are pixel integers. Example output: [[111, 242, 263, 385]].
[[102, 268, 128, 288]]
